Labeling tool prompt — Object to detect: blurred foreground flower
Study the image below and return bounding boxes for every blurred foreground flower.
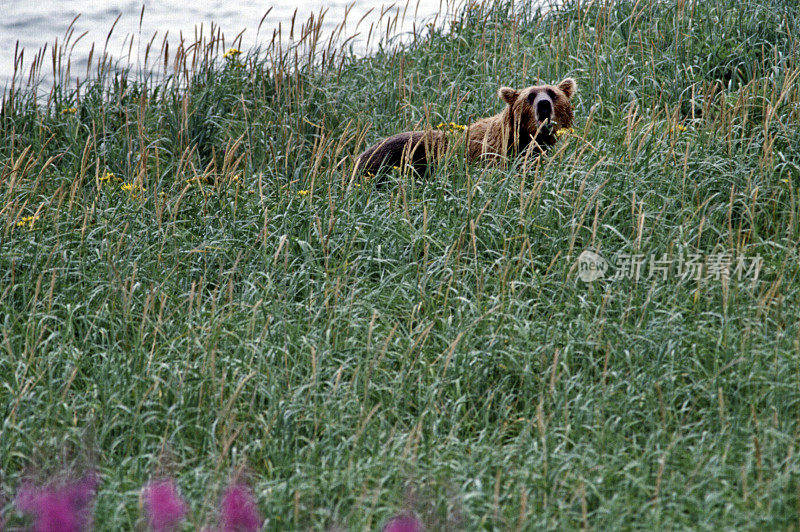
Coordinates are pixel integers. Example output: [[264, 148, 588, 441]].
[[141, 479, 188, 532], [224, 48, 242, 59], [14, 472, 98, 532], [217, 482, 262, 532], [383, 513, 424, 532]]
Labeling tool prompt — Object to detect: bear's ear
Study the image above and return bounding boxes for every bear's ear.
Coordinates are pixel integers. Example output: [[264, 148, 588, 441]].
[[558, 78, 577, 99], [498, 87, 519, 105]]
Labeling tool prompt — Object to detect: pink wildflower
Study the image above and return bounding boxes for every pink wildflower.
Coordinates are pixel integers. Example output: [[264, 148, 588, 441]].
[[383, 513, 424, 532], [142, 479, 188, 532], [218, 482, 262, 532], [14, 472, 99, 532]]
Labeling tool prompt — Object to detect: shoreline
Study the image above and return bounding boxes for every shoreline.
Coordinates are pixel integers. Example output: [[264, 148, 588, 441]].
[[1, 0, 459, 99]]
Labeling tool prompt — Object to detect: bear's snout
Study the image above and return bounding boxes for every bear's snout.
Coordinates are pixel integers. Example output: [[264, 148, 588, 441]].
[[536, 99, 552, 123], [528, 91, 553, 125]]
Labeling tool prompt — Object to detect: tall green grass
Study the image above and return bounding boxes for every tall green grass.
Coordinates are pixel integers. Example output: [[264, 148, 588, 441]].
[[2, 0, 799, 528]]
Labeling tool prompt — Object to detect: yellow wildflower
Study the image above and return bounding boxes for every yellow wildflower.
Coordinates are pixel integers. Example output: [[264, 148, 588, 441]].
[[781, 179, 790, 184], [16, 215, 39, 229], [436, 121, 467, 134], [121, 182, 146, 197], [676, 124, 687, 132], [100, 171, 117, 182], [223, 48, 242, 59], [298, 189, 310, 196], [354, 183, 362, 188], [61, 107, 77, 115], [555, 127, 575, 138]]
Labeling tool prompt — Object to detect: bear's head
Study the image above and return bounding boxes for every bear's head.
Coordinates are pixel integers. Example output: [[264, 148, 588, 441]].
[[498, 78, 576, 152]]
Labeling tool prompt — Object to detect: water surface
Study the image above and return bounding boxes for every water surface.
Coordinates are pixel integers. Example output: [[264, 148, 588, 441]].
[[1, 0, 451, 93]]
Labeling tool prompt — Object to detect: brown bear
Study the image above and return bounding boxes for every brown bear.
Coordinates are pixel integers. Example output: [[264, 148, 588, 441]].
[[355, 78, 576, 176]]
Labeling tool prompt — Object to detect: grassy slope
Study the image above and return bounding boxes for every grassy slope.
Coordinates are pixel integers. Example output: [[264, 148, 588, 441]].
[[1, 0, 799, 528]]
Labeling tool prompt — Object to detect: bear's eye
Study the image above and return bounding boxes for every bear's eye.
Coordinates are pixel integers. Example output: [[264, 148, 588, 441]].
[[546, 89, 556, 99], [527, 91, 537, 104]]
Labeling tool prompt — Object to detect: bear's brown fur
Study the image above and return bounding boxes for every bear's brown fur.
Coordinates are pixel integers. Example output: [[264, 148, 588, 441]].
[[355, 78, 576, 176]]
